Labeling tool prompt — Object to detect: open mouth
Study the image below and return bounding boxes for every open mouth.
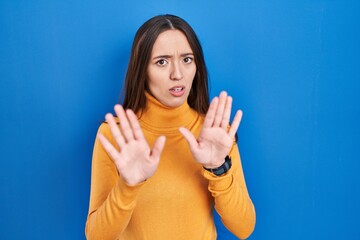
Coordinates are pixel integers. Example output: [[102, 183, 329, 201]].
[[169, 87, 184, 92], [169, 86, 186, 97]]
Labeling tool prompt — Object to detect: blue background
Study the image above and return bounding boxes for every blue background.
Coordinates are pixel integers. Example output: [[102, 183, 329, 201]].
[[1, 1, 359, 239]]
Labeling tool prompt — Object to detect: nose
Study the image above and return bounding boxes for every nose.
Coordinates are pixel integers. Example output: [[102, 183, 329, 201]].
[[170, 61, 183, 80]]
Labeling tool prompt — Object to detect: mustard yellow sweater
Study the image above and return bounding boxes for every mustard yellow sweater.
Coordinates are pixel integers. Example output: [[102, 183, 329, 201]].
[[85, 93, 256, 239]]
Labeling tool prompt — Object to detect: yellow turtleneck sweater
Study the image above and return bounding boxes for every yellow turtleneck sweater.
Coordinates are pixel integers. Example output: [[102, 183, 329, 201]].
[[85, 93, 256, 239]]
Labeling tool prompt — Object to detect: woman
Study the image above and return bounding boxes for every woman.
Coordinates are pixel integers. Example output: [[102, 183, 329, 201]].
[[85, 14, 255, 239]]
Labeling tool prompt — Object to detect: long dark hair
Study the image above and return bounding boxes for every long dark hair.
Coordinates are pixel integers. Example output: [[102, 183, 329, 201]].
[[121, 14, 210, 114]]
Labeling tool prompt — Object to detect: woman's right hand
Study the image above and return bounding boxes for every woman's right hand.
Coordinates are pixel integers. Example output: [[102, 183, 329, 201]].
[[97, 104, 166, 186]]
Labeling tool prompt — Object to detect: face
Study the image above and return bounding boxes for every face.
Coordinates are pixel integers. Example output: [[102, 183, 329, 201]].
[[147, 29, 196, 108]]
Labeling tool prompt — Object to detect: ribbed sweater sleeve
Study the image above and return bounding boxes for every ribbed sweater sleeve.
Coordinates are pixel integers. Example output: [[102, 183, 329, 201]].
[[85, 123, 145, 239], [202, 143, 256, 239]]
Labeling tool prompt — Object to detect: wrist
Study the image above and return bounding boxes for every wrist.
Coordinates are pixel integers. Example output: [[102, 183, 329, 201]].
[[203, 159, 225, 169], [122, 174, 147, 187]]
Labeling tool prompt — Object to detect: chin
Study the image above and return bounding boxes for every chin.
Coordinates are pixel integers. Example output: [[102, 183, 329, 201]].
[[163, 97, 187, 108]]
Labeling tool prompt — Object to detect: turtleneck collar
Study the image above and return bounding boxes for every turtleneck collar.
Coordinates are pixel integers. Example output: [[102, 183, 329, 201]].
[[137, 91, 200, 133]]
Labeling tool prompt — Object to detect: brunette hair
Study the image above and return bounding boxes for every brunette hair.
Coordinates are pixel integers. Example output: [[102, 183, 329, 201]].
[[121, 14, 210, 114]]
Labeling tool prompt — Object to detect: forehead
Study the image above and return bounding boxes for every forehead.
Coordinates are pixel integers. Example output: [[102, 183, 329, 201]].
[[151, 29, 193, 55]]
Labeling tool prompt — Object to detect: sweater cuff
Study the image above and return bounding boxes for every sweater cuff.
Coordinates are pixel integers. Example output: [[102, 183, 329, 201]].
[[202, 168, 234, 194], [113, 176, 146, 210]]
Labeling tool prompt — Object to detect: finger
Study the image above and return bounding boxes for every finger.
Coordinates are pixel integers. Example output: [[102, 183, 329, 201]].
[[228, 110, 243, 139], [126, 109, 145, 140], [213, 91, 228, 127], [114, 105, 134, 142], [203, 97, 218, 128], [98, 133, 120, 163], [105, 113, 126, 148], [220, 96, 232, 130], [150, 136, 166, 163], [179, 127, 199, 151]]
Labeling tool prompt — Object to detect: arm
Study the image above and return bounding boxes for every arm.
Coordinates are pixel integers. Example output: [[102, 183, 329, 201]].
[[85, 123, 145, 239], [179, 91, 256, 239], [85, 105, 166, 239], [202, 143, 256, 239]]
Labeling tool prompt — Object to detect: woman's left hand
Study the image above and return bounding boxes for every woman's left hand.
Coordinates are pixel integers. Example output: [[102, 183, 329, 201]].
[[179, 91, 243, 169]]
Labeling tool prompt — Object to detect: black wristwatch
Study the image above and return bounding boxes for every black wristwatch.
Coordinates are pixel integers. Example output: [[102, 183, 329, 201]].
[[204, 156, 232, 176]]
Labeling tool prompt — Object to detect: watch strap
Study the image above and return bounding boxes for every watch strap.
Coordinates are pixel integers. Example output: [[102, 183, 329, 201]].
[[204, 156, 232, 176]]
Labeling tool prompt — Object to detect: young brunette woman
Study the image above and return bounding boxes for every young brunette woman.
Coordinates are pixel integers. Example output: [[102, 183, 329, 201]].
[[85, 14, 256, 240]]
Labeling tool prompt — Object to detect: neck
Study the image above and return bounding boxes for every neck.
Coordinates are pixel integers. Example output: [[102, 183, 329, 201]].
[[137, 92, 200, 133]]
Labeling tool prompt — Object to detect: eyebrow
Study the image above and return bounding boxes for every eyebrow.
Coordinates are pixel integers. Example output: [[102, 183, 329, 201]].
[[152, 53, 194, 60]]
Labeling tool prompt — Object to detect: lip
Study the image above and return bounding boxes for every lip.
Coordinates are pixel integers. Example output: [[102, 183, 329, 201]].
[[169, 85, 186, 97]]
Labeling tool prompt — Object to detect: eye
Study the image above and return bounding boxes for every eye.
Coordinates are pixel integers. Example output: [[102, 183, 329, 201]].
[[156, 59, 168, 66], [183, 57, 193, 64]]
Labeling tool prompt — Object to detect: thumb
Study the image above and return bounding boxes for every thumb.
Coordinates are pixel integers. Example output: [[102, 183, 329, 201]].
[[150, 136, 166, 163], [179, 127, 199, 151]]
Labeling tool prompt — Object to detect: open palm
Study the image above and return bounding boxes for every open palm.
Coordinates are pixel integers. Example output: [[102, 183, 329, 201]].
[[179, 91, 242, 169], [98, 105, 166, 186]]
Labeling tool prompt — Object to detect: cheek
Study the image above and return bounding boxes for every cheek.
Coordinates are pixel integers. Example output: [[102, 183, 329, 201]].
[[147, 71, 165, 93], [188, 67, 197, 84], [147, 69, 158, 85], [190, 64, 197, 77]]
